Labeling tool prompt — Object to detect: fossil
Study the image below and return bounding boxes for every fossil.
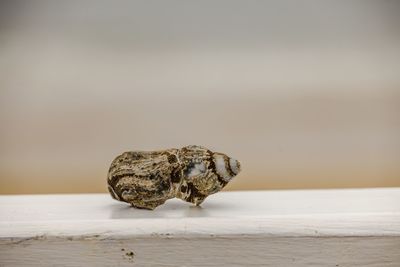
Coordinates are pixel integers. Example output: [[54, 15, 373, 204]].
[[107, 145, 241, 210]]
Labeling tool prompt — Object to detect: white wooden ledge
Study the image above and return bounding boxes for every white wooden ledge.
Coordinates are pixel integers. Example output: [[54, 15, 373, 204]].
[[1, 188, 400, 266]]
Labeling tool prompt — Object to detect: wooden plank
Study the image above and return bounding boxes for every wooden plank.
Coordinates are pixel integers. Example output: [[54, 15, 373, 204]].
[[1, 189, 400, 266]]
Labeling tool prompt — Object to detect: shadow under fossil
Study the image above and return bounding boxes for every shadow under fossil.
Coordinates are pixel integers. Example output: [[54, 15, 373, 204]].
[[109, 198, 233, 219]]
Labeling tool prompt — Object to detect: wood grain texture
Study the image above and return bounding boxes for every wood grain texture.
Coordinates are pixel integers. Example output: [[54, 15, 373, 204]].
[[1, 189, 400, 266]]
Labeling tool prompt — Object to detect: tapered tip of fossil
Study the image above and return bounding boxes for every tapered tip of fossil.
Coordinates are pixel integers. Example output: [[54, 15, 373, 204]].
[[212, 153, 241, 182], [230, 158, 241, 175]]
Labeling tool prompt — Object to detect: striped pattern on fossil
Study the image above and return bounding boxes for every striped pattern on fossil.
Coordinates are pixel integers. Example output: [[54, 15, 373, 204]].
[[107, 145, 241, 210]]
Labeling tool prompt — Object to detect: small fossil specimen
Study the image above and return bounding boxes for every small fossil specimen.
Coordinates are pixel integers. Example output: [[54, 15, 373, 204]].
[[107, 145, 241, 210]]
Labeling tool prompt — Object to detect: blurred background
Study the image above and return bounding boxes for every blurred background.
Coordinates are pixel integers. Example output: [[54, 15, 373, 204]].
[[1, 0, 399, 194]]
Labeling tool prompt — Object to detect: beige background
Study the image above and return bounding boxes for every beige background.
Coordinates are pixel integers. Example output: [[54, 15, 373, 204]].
[[1, 0, 399, 194]]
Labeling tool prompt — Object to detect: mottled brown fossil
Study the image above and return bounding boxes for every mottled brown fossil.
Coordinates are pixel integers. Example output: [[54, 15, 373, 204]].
[[107, 145, 241, 210]]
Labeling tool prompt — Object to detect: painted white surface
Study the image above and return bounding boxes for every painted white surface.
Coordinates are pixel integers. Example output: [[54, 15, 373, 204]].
[[1, 189, 400, 266]]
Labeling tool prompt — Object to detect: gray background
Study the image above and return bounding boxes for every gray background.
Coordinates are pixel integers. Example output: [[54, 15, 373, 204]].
[[1, 0, 399, 193]]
